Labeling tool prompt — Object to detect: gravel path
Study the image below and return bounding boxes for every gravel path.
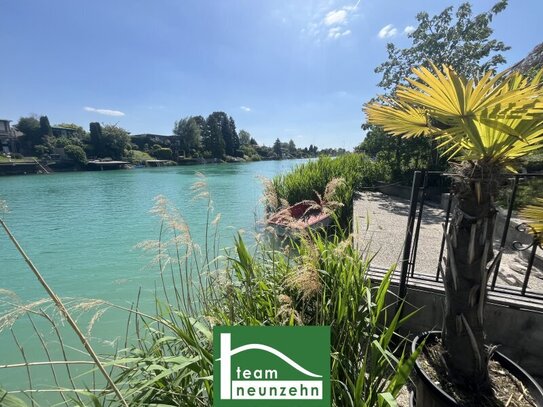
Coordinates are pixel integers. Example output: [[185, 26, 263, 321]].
[[353, 191, 543, 295]]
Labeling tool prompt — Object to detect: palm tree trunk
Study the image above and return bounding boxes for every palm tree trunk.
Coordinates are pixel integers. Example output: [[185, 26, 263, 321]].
[[442, 162, 498, 390]]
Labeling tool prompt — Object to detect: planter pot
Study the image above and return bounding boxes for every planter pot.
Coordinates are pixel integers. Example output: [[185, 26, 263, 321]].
[[410, 331, 543, 407]]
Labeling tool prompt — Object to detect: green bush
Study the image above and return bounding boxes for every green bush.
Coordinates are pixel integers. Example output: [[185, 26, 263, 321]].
[[270, 154, 391, 225], [64, 145, 88, 167], [127, 149, 154, 164], [152, 147, 173, 160]]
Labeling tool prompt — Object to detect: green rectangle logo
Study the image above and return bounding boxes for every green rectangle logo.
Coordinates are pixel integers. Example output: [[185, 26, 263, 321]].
[[213, 326, 330, 406]]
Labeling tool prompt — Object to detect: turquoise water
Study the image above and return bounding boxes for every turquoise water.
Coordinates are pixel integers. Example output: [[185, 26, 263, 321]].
[[0, 159, 304, 398]]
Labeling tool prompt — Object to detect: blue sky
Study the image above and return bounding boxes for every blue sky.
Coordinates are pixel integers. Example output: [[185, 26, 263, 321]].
[[0, 1, 541, 149]]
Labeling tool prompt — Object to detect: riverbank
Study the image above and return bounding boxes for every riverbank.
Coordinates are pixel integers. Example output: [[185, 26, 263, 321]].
[[0, 155, 316, 176]]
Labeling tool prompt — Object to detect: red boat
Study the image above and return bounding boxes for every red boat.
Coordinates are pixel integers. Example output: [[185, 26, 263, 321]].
[[267, 201, 331, 236]]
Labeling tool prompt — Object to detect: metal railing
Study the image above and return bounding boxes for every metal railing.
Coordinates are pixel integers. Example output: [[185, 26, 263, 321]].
[[398, 170, 543, 301]]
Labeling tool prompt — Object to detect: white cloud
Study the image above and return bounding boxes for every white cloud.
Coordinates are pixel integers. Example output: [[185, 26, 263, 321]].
[[328, 27, 351, 39], [324, 9, 347, 26], [304, 1, 360, 42], [378, 24, 397, 39], [84, 106, 125, 117], [404, 25, 416, 35], [240, 106, 251, 112]]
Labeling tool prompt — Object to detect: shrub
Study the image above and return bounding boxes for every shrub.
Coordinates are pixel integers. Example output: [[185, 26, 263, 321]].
[[127, 149, 154, 164], [64, 145, 88, 167], [152, 147, 173, 160], [106, 203, 420, 406]]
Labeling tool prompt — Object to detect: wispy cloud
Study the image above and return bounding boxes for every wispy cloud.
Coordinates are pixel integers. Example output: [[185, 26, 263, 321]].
[[240, 106, 251, 112], [328, 27, 351, 39], [404, 25, 416, 35], [84, 106, 125, 117], [324, 9, 347, 26], [378, 24, 397, 39], [303, 0, 360, 42]]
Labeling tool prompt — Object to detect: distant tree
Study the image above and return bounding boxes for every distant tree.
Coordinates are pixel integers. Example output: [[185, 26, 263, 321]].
[[39, 116, 53, 140], [239, 130, 251, 146], [16, 116, 41, 152], [249, 137, 258, 146], [288, 139, 297, 155], [101, 124, 130, 160], [375, 0, 509, 92], [173, 117, 202, 156], [89, 122, 103, 157], [362, 1, 509, 175], [273, 138, 283, 158], [223, 116, 240, 157], [64, 145, 88, 167], [203, 113, 226, 158]]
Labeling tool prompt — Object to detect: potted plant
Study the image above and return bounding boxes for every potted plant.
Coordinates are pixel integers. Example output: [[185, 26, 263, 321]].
[[365, 64, 543, 406]]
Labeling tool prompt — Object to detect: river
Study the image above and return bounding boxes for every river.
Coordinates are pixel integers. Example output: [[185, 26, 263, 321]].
[[0, 159, 305, 399]]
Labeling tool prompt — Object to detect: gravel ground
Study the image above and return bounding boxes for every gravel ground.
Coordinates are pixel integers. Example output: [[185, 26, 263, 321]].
[[353, 191, 543, 294]]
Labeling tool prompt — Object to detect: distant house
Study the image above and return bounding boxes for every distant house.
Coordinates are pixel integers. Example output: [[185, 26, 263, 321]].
[[51, 126, 78, 138], [0, 119, 20, 154]]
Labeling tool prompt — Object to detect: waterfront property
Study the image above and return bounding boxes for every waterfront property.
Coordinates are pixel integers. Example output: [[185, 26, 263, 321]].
[[51, 125, 78, 138], [0, 119, 21, 154]]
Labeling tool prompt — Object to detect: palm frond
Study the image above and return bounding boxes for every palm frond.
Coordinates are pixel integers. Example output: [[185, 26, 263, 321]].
[[365, 64, 543, 168], [520, 198, 543, 236]]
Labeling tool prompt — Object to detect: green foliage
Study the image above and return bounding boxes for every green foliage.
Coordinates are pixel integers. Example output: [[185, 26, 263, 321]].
[[202, 112, 227, 158], [100, 125, 130, 160], [105, 207, 419, 406], [375, 0, 509, 92], [0, 388, 28, 407], [16, 116, 41, 152], [173, 116, 202, 156], [152, 147, 173, 160], [273, 138, 283, 158], [39, 115, 53, 139], [89, 122, 103, 157], [357, 124, 447, 183], [239, 129, 251, 146], [498, 178, 543, 211], [271, 154, 391, 225], [127, 149, 154, 164], [365, 1, 509, 184], [64, 145, 88, 167]]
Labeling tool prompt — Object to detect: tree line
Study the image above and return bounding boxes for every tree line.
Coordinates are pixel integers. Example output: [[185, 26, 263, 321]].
[[8, 112, 341, 167]]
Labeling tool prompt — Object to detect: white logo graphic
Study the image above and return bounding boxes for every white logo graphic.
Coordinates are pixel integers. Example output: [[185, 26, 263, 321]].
[[217, 333, 323, 400]]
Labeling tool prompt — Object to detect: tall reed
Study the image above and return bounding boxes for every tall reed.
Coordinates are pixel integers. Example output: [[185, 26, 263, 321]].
[[0, 175, 418, 406]]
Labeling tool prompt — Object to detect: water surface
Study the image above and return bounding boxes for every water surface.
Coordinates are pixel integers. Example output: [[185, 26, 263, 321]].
[[0, 159, 304, 395]]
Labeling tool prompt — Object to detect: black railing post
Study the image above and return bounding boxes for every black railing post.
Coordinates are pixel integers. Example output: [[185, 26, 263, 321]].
[[409, 170, 428, 277], [521, 238, 539, 296], [397, 171, 424, 310], [491, 176, 520, 290]]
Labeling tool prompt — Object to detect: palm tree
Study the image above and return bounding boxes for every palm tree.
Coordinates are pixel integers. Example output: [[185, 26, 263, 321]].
[[365, 64, 543, 391]]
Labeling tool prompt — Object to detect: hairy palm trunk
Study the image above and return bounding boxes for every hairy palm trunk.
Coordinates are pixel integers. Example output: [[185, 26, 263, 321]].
[[442, 162, 499, 390]]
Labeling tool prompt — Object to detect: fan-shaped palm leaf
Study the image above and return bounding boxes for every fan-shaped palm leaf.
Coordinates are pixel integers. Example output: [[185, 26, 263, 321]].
[[365, 63, 543, 168]]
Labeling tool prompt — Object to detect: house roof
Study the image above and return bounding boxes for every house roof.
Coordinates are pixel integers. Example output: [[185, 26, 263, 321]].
[[510, 43, 543, 75]]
